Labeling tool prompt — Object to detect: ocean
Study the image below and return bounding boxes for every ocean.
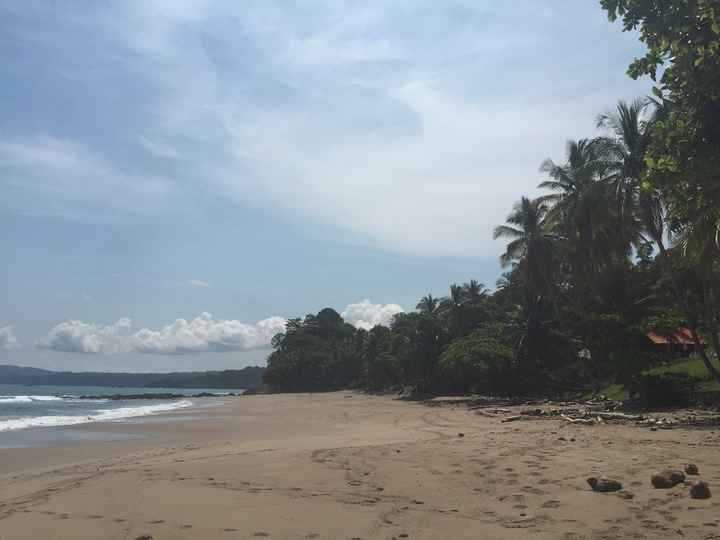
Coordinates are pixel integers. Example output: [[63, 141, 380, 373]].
[[0, 384, 242, 435]]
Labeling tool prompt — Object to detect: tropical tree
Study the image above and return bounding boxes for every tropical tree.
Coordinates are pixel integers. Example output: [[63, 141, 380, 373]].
[[493, 196, 557, 304], [416, 294, 440, 315]]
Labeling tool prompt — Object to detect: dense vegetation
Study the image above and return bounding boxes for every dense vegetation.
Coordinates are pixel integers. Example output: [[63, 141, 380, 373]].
[[0, 364, 264, 390], [264, 1, 720, 400]]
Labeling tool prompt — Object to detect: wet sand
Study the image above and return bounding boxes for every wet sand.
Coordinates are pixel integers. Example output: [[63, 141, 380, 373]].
[[1, 391, 720, 539]]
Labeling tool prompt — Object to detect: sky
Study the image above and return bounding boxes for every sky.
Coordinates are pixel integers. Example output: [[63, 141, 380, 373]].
[[0, 1, 651, 372]]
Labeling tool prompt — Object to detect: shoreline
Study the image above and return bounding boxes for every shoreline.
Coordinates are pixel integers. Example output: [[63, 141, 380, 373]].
[[2, 391, 719, 539]]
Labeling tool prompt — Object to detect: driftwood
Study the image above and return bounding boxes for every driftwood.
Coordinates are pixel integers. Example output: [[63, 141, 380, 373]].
[[561, 414, 598, 425]]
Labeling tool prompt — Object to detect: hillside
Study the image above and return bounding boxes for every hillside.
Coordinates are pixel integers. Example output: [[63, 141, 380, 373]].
[[0, 364, 265, 390]]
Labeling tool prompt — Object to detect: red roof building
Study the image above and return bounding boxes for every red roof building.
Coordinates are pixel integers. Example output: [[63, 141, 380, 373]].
[[646, 328, 703, 346]]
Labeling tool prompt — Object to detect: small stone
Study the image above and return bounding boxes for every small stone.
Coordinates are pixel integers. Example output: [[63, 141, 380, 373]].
[[685, 463, 700, 475], [458, 433, 465, 437], [587, 477, 623, 492], [690, 481, 711, 499], [652, 470, 685, 489]]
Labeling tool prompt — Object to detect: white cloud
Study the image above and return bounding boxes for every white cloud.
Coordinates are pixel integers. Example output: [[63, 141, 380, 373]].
[[34, 299, 406, 355], [341, 300, 405, 331], [37, 314, 287, 355], [0, 326, 20, 351], [185, 279, 210, 288], [131, 313, 287, 354], [36, 318, 133, 354]]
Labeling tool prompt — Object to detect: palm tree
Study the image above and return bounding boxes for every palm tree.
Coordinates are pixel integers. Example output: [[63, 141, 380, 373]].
[[416, 294, 440, 315], [439, 284, 464, 313], [462, 279, 488, 304], [493, 197, 557, 303], [593, 98, 655, 254]]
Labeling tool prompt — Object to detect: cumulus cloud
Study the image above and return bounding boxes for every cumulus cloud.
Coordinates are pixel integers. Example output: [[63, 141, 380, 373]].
[[131, 313, 286, 355], [341, 300, 405, 331], [36, 318, 133, 354], [35, 299, 407, 355], [37, 314, 287, 355], [185, 279, 210, 288], [0, 326, 20, 351]]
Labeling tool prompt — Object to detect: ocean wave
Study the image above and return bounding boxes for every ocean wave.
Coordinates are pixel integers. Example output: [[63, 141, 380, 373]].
[[0, 395, 64, 403], [0, 400, 193, 432]]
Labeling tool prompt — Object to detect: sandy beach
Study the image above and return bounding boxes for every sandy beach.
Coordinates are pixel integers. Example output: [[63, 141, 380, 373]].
[[1, 392, 719, 539]]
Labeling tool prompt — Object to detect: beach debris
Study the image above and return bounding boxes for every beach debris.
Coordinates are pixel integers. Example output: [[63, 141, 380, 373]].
[[587, 477, 623, 492], [501, 415, 522, 423], [651, 470, 686, 489], [458, 432, 465, 437], [561, 414, 597, 425], [690, 481, 711, 499], [685, 463, 700, 475], [594, 412, 644, 421]]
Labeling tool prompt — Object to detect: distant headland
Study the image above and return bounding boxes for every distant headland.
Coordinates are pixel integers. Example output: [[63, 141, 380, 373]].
[[0, 364, 264, 390]]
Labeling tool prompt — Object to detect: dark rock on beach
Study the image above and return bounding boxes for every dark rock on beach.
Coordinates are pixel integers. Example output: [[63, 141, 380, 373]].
[[587, 477, 623, 492], [685, 463, 699, 475], [690, 481, 711, 499], [651, 470, 686, 489]]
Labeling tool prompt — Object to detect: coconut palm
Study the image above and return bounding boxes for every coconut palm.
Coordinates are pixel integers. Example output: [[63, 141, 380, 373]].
[[593, 98, 656, 253], [493, 197, 557, 303], [416, 294, 440, 315], [462, 279, 488, 304]]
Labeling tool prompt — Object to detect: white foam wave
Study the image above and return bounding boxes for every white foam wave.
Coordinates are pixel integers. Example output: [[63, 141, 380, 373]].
[[0, 395, 64, 403], [0, 400, 193, 432]]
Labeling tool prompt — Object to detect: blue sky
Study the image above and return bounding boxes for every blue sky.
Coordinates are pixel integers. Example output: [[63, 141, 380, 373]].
[[0, 1, 650, 372]]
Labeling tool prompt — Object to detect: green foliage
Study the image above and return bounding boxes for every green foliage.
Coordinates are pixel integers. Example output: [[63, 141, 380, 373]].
[[601, 0, 720, 246], [631, 372, 701, 407], [263, 308, 358, 392], [439, 324, 513, 394]]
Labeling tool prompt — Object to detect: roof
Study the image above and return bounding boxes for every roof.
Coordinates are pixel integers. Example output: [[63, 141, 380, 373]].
[[646, 328, 702, 345]]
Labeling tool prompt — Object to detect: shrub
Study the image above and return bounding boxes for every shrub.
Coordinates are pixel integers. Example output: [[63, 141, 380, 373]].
[[439, 324, 513, 394], [631, 372, 701, 407]]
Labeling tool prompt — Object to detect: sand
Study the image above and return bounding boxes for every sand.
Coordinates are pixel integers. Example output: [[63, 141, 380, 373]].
[[1, 392, 720, 539]]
